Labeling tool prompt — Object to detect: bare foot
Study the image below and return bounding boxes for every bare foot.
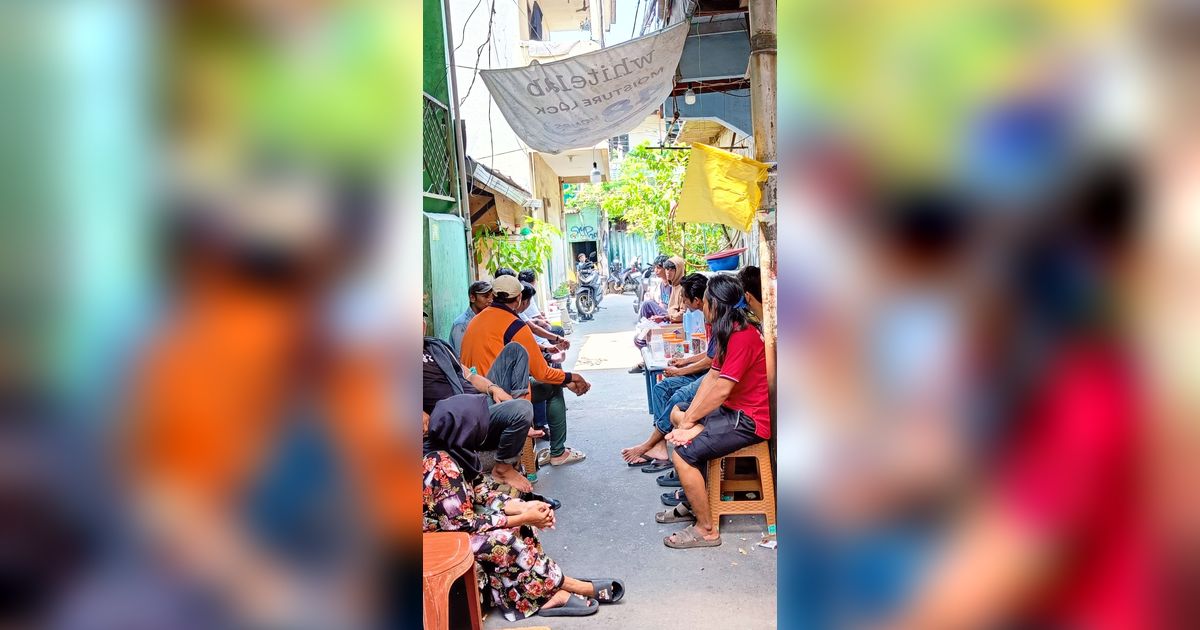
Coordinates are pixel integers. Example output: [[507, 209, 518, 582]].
[[539, 589, 571, 610], [620, 444, 649, 464], [644, 442, 669, 461], [492, 463, 532, 493], [694, 524, 720, 541]]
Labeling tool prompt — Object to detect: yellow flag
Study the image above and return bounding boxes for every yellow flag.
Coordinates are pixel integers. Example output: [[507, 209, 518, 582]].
[[675, 143, 769, 232]]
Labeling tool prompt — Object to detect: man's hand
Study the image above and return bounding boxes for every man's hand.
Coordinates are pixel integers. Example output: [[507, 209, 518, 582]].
[[666, 424, 703, 447], [664, 366, 683, 377], [651, 315, 667, 323], [489, 386, 512, 403], [566, 375, 591, 396], [556, 337, 571, 350], [672, 403, 691, 427], [668, 357, 683, 367]]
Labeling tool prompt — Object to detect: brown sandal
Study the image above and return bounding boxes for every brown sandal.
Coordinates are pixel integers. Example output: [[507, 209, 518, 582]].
[[664, 524, 721, 549], [656, 504, 695, 524], [550, 448, 587, 466]]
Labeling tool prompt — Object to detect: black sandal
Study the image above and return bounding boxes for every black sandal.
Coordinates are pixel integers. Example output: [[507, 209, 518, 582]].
[[579, 578, 625, 604], [641, 459, 674, 473], [538, 594, 599, 617], [657, 469, 681, 487], [661, 488, 688, 506]]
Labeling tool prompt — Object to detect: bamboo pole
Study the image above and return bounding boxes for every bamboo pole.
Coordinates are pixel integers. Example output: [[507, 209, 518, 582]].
[[748, 0, 778, 423]]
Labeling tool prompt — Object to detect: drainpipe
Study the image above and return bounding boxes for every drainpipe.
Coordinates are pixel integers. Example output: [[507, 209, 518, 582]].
[[442, 0, 476, 279]]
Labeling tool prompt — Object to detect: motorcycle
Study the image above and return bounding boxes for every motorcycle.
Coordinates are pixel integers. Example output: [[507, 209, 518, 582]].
[[620, 258, 643, 294], [607, 259, 626, 294], [634, 265, 655, 312], [575, 260, 603, 320]]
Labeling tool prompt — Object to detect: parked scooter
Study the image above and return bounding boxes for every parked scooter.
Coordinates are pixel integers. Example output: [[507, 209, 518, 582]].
[[575, 260, 603, 320], [620, 257, 643, 294], [607, 259, 626, 294], [634, 264, 655, 312]]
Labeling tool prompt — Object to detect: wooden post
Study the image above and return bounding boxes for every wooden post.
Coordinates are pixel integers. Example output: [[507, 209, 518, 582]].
[[748, 0, 777, 412]]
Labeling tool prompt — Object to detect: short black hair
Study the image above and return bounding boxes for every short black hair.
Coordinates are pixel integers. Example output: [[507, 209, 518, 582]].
[[518, 270, 536, 284], [737, 266, 761, 302], [680, 273, 709, 302], [653, 254, 669, 268], [520, 281, 536, 301], [495, 267, 517, 278]]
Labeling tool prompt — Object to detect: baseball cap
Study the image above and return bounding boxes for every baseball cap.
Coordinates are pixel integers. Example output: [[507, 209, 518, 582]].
[[469, 280, 493, 294], [492, 275, 523, 299]]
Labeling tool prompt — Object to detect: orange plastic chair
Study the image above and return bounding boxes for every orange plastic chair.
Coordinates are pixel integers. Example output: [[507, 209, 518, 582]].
[[706, 441, 777, 535], [422, 532, 482, 630]]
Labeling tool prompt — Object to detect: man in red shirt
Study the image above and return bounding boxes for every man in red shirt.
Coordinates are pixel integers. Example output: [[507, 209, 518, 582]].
[[658, 274, 771, 549]]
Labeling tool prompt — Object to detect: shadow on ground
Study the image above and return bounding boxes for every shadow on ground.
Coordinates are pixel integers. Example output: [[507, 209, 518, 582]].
[[483, 294, 778, 630]]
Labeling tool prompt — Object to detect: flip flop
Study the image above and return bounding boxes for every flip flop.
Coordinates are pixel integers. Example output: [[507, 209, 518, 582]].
[[661, 489, 688, 506], [656, 504, 695, 524], [538, 594, 599, 617], [657, 470, 681, 487], [664, 524, 722, 549], [641, 459, 674, 473], [578, 578, 625, 604], [625, 455, 658, 467]]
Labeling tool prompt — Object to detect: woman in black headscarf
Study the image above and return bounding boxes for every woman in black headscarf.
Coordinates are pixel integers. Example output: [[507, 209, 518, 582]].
[[422, 395, 622, 620]]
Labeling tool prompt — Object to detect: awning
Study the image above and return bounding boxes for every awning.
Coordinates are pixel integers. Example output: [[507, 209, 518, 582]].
[[467, 158, 532, 231], [468, 157, 531, 207]]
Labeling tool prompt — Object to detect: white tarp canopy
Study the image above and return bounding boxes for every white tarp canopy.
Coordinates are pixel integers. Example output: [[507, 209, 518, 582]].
[[481, 22, 689, 154]]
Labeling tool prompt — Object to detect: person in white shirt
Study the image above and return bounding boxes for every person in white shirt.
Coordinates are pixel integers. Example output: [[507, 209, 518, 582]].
[[515, 269, 568, 350]]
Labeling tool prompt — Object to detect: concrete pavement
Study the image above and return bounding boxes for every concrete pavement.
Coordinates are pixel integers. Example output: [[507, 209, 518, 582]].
[[483, 293, 777, 630]]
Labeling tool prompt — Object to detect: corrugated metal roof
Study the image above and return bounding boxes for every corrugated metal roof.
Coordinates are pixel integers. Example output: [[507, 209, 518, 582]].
[[466, 157, 532, 206]]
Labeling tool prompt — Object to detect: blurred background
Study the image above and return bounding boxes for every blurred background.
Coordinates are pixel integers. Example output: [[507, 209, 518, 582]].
[[3, 0, 1200, 628], [777, 1, 1200, 629], [1, 0, 419, 627]]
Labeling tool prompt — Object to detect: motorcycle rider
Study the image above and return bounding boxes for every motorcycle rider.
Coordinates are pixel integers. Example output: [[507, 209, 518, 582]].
[[574, 253, 602, 319]]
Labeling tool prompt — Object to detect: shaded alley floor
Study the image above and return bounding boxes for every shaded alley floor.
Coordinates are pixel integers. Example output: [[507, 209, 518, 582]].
[[483, 293, 778, 630]]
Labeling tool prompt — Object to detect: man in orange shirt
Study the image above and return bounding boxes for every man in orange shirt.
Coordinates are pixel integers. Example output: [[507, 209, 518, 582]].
[[460, 275, 591, 466]]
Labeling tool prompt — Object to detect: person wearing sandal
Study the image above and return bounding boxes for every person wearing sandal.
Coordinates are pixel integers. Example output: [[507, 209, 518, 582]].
[[425, 313, 538, 493], [423, 401, 623, 621], [462, 275, 592, 468], [661, 274, 771, 549], [621, 274, 713, 469]]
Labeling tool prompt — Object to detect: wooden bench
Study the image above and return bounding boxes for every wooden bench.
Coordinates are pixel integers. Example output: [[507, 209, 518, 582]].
[[706, 441, 777, 536], [422, 532, 482, 630]]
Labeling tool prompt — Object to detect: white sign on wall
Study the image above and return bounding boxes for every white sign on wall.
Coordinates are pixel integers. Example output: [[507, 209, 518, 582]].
[[480, 22, 689, 154]]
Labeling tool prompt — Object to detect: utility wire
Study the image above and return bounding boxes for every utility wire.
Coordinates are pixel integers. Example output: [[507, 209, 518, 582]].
[[455, 0, 485, 53], [459, 0, 496, 106]]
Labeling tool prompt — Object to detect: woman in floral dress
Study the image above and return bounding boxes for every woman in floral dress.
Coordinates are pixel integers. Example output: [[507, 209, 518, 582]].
[[422, 395, 620, 620]]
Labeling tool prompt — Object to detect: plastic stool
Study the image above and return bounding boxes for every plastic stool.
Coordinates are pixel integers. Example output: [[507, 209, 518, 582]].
[[422, 532, 482, 630], [706, 441, 777, 535]]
